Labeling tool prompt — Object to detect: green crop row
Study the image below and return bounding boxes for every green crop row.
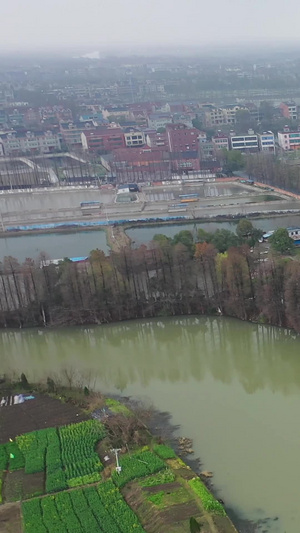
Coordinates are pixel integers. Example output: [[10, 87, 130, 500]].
[[84, 485, 120, 533], [189, 477, 226, 515], [6, 441, 25, 471], [22, 498, 47, 533], [59, 420, 105, 484], [41, 495, 66, 533], [67, 472, 102, 488], [112, 451, 165, 488], [139, 468, 175, 487], [0, 441, 24, 472], [70, 489, 101, 533], [98, 480, 145, 532], [3, 420, 106, 496], [55, 491, 82, 533], [22, 483, 145, 533], [45, 429, 67, 493], [153, 443, 176, 460], [0, 473, 3, 504], [0, 444, 8, 471], [17, 429, 49, 474]]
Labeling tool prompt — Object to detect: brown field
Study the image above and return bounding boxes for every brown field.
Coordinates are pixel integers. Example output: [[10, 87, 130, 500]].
[[0, 395, 87, 444], [0, 502, 22, 533]]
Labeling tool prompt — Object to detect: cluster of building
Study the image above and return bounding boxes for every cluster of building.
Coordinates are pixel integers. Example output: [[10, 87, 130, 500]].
[[1, 92, 300, 187]]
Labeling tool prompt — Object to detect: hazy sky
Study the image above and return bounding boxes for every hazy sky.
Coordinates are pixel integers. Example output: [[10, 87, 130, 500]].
[[3, 0, 300, 53]]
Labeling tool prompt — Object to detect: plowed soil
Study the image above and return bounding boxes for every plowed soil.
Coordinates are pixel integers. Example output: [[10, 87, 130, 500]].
[[0, 395, 87, 443]]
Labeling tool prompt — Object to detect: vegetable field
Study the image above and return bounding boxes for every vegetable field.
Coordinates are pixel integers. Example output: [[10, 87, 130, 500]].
[[0, 394, 236, 533], [112, 451, 166, 488], [22, 482, 145, 533], [15, 420, 106, 493]]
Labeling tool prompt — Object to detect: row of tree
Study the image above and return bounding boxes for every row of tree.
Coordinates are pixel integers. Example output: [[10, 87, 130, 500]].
[[0, 223, 299, 331]]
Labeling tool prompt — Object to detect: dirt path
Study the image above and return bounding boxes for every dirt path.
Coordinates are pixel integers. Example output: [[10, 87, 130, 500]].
[[106, 225, 131, 252]]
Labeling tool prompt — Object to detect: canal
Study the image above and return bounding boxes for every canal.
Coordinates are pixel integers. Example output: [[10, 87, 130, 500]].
[[2, 316, 300, 532], [0, 230, 109, 262], [1, 213, 300, 262], [127, 214, 300, 246]]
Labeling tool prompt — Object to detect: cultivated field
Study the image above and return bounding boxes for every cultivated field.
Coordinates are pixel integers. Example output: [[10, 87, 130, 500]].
[[0, 395, 237, 533]]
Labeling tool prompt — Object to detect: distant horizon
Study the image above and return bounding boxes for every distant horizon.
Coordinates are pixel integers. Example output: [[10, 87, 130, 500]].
[[3, 40, 300, 61], [3, 0, 300, 56]]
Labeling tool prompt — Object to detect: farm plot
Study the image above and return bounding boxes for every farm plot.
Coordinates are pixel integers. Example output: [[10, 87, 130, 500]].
[[1, 420, 106, 502], [111, 451, 166, 488], [16, 420, 106, 493], [0, 395, 87, 444], [22, 482, 145, 533]]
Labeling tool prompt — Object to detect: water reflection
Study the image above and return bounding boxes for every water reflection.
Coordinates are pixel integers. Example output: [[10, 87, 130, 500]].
[[2, 317, 300, 395]]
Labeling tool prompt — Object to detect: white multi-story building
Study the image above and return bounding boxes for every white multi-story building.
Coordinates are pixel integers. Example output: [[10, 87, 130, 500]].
[[258, 132, 275, 153], [0, 130, 61, 156], [147, 113, 172, 130], [124, 130, 145, 147], [230, 130, 258, 151]]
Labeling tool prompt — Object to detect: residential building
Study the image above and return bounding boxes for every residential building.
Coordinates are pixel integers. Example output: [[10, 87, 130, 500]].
[[79, 112, 105, 124], [212, 133, 229, 151], [124, 128, 145, 147], [102, 107, 133, 120], [172, 113, 194, 128], [0, 130, 61, 156], [109, 147, 170, 183], [197, 131, 207, 143], [199, 141, 215, 160], [81, 127, 125, 152], [60, 121, 96, 149], [258, 131, 275, 153], [8, 109, 25, 126], [166, 124, 200, 153], [145, 131, 168, 149], [230, 129, 259, 152], [170, 151, 200, 172], [279, 102, 297, 121], [203, 105, 247, 127], [278, 127, 300, 151], [147, 113, 172, 130]]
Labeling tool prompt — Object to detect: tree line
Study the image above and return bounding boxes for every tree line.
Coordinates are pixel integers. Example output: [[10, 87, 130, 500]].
[[0, 222, 300, 332]]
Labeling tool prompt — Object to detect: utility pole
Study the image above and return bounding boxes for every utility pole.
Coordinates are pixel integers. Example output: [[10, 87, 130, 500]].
[[111, 448, 122, 474]]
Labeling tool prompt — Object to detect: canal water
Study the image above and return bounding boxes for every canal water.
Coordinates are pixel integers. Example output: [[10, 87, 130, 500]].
[[2, 213, 300, 262], [0, 230, 109, 262], [2, 316, 300, 532], [127, 214, 300, 246]]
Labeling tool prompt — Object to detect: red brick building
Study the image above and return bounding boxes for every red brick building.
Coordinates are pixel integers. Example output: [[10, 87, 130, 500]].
[[109, 147, 170, 182], [166, 123, 200, 153], [81, 127, 125, 152]]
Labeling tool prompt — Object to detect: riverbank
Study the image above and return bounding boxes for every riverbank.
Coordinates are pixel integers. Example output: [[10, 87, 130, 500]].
[[0, 377, 238, 533], [1, 316, 292, 531]]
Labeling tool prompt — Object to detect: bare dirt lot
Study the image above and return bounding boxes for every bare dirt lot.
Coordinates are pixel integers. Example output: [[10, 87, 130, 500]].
[[0, 394, 87, 443], [0, 502, 22, 533]]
